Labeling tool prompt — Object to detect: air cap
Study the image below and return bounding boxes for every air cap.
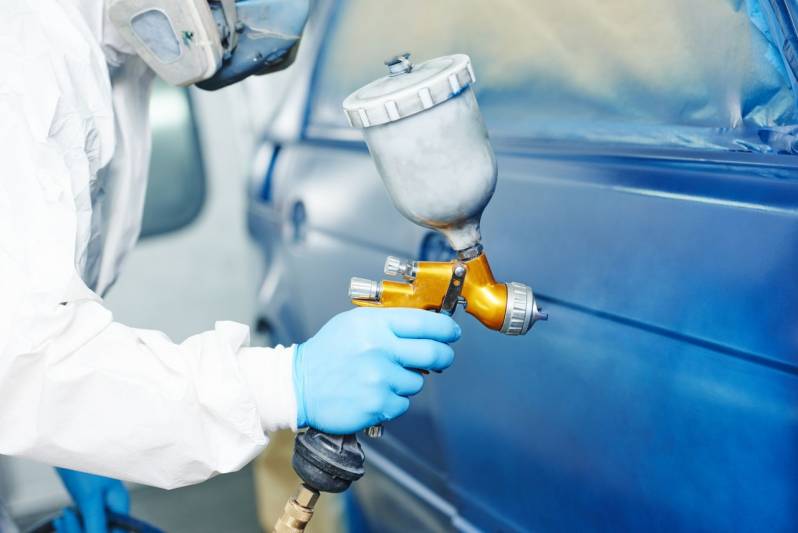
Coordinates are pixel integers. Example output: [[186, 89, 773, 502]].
[[342, 53, 475, 129]]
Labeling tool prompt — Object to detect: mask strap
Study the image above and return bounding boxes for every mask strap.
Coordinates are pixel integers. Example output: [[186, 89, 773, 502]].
[[219, 0, 239, 52]]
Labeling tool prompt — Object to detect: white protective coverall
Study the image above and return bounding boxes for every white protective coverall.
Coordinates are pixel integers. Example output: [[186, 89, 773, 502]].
[[0, 0, 296, 489]]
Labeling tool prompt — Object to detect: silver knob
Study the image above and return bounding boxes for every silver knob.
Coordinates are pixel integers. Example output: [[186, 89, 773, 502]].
[[385, 53, 413, 75], [501, 282, 547, 335], [384, 256, 415, 279], [349, 277, 381, 301]]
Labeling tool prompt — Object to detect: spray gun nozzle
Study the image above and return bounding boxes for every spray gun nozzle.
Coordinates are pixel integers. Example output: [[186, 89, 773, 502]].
[[349, 277, 380, 301]]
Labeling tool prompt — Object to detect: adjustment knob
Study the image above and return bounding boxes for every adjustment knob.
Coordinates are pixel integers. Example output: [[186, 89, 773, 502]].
[[349, 277, 381, 301], [501, 282, 548, 335], [384, 256, 415, 279]]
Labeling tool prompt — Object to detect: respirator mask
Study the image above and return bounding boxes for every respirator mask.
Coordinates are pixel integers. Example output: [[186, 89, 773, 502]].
[[108, 0, 309, 90]]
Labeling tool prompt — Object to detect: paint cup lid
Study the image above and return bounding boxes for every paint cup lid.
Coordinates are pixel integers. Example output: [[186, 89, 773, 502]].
[[342, 53, 475, 128]]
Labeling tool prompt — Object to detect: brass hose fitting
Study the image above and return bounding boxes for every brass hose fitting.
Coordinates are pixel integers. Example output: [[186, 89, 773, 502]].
[[350, 253, 546, 335], [272, 484, 319, 533], [273, 430, 365, 533]]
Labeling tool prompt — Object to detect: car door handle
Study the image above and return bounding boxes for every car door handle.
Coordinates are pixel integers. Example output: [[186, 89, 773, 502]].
[[250, 142, 282, 203], [290, 199, 307, 243]]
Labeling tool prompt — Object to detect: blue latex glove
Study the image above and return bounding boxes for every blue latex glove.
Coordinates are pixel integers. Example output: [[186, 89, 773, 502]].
[[54, 468, 129, 533], [294, 308, 461, 434]]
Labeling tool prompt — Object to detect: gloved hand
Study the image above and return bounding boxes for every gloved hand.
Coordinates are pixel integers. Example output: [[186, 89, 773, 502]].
[[294, 308, 461, 434], [54, 468, 129, 533]]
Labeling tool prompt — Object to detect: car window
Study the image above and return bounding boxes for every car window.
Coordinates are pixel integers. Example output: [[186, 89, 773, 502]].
[[308, 0, 797, 153]]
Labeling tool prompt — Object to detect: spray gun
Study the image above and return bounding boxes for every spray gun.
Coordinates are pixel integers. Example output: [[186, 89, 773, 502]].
[[345, 53, 546, 334], [273, 53, 546, 533]]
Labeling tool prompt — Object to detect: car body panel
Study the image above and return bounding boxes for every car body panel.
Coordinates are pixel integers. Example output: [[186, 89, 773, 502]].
[[246, 2, 798, 531], [403, 148, 798, 531]]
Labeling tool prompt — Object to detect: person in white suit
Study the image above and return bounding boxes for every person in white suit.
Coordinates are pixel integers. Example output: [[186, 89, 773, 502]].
[[0, 1, 461, 531]]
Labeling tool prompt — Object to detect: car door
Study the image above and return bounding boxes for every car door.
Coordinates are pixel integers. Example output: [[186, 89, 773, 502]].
[[259, 1, 798, 531], [432, 147, 798, 531], [347, 1, 798, 531]]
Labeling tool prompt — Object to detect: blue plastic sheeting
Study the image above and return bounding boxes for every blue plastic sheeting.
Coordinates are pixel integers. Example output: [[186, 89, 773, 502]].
[[310, 0, 798, 153], [754, 1, 798, 92]]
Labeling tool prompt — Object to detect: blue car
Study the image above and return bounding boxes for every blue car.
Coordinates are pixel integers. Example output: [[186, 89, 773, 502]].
[[247, 1, 798, 531]]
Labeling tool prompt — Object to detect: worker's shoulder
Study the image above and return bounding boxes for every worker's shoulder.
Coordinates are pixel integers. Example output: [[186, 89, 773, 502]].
[[2, 0, 112, 97], [0, 0, 114, 158]]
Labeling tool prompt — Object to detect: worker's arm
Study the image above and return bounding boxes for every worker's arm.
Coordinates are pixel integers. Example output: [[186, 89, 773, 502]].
[[0, 82, 454, 491], [0, 288, 295, 489], [0, 0, 295, 489], [0, 0, 459, 490], [0, 160, 292, 484], [0, 89, 292, 491]]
